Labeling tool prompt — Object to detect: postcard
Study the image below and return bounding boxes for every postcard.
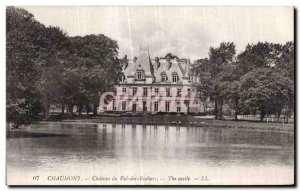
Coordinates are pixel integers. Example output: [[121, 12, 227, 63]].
[[6, 6, 294, 186]]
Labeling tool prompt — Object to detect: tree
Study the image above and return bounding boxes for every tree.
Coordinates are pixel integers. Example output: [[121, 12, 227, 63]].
[[237, 42, 276, 74], [217, 62, 242, 120], [239, 68, 293, 121], [7, 7, 122, 123], [192, 58, 212, 113], [161, 53, 179, 59], [70, 35, 121, 115], [274, 42, 294, 118], [237, 42, 294, 121], [6, 7, 45, 124], [194, 42, 236, 119], [35, 26, 72, 119]]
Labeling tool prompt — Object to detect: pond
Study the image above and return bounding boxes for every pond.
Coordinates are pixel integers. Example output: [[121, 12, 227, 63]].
[[6, 122, 294, 185]]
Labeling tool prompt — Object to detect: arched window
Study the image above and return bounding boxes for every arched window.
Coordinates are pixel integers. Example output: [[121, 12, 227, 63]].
[[172, 72, 179, 82]]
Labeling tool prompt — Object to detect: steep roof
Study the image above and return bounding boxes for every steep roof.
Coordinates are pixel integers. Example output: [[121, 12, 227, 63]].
[[124, 47, 154, 78], [152, 58, 190, 84], [121, 48, 193, 85]]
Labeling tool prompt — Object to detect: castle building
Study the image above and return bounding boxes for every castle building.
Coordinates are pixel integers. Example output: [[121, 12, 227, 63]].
[[103, 47, 204, 114]]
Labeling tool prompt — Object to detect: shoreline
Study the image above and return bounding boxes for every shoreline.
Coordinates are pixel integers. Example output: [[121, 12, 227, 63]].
[[8, 115, 294, 134]]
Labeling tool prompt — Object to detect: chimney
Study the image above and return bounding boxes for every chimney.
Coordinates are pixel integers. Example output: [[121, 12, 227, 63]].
[[154, 57, 160, 70], [166, 55, 171, 70]]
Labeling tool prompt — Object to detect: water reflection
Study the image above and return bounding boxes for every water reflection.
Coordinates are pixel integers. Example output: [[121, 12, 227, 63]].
[[7, 122, 294, 181]]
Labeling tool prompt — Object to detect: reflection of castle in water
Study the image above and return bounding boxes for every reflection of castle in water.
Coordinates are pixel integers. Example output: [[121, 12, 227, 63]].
[[95, 123, 294, 148], [96, 123, 212, 147], [15, 122, 294, 173]]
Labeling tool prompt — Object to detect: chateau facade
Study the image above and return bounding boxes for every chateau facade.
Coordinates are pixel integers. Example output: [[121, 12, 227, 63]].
[[103, 47, 204, 114]]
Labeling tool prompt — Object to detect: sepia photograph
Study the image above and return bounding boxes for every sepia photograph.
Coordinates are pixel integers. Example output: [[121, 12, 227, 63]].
[[6, 6, 294, 186]]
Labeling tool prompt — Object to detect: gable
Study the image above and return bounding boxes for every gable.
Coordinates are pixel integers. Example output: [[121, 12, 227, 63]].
[[153, 59, 188, 83]]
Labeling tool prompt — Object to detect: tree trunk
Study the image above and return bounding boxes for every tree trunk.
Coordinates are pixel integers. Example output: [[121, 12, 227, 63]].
[[219, 98, 223, 120], [284, 107, 289, 123], [61, 105, 65, 115], [234, 98, 239, 121], [260, 109, 266, 121], [78, 104, 83, 116], [93, 103, 98, 116], [67, 104, 73, 115], [93, 93, 100, 116], [277, 110, 281, 122], [234, 110, 238, 121], [86, 104, 89, 116], [214, 99, 218, 119], [203, 102, 207, 114], [43, 104, 50, 120]]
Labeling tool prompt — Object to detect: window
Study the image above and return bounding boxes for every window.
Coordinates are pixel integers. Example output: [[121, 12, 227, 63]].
[[113, 101, 116, 111], [154, 102, 158, 111], [143, 88, 148, 96], [184, 100, 189, 111], [143, 101, 147, 112], [177, 102, 181, 112], [133, 87, 137, 95], [132, 103, 136, 112], [172, 73, 179, 82], [165, 102, 170, 112], [161, 73, 167, 82], [122, 88, 126, 94], [187, 88, 191, 96], [120, 75, 125, 82], [154, 88, 159, 95], [136, 70, 144, 80], [177, 88, 181, 96], [166, 88, 170, 97], [122, 102, 126, 111]]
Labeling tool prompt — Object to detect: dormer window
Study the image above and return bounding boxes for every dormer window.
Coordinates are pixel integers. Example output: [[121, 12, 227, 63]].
[[161, 72, 167, 82], [135, 69, 145, 81], [119, 74, 125, 82], [188, 74, 192, 81], [172, 72, 179, 82], [137, 71, 143, 79]]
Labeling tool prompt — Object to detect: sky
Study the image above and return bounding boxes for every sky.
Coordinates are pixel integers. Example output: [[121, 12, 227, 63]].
[[21, 6, 294, 60]]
